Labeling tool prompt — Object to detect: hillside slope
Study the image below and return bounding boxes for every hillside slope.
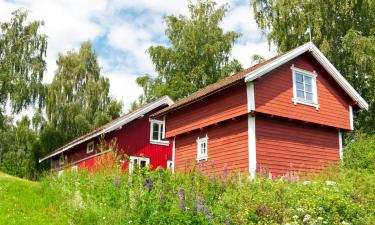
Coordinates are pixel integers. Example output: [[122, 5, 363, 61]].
[[0, 172, 67, 225]]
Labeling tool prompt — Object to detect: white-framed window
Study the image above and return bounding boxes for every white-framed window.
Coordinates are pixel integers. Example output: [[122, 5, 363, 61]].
[[59, 155, 64, 166], [150, 119, 169, 145], [167, 160, 173, 170], [129, 156, 150, 173], [71, 165, 78, 172], [291, 65, 319, 110], [87, 141, 94, 153], [196, 135, 208, 161], [58, 170, 64, 177]]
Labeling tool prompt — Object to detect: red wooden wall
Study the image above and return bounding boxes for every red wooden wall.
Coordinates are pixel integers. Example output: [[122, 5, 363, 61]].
[[255, 114, 340, 176], [51, 107, 172, 171], [254, 52, 352, 130]]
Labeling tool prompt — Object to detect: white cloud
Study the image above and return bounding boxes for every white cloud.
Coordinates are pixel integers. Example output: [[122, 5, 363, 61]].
[[1, 0, 273, 113]]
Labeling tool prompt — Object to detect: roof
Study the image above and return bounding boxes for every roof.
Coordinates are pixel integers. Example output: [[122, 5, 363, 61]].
[[39, 96, 174, 163], [154, 42, 368, 117], [152, 54, 284, 117]]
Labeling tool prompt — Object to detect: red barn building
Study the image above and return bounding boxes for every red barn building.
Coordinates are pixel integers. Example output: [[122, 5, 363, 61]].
[[152, 42, 368, 178], [39, 96, 174, 175]]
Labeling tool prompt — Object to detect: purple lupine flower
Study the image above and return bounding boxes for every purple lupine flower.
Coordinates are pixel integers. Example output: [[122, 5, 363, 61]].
[[256, 163, 260, 173], [178, 188, 185, 210], [113, 176, 121, 188], [261, 168, 267, 177], [144, 178, 154, 191], [194, 196, 203, 213], [225, 216, 230, 225], [204, 205, 209, 215], [223, 166, 228, 179]]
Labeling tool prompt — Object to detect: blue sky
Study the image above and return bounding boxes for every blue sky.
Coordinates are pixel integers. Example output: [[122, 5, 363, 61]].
[[1, 0, 275, 113]]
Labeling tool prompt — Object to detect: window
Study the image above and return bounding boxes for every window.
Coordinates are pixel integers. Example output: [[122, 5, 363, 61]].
[[87, 141, 94, 153], [150, 120, 169, 145], [167, 160, 173, 170], [291, 65, 319, 110], [59, 155, 64, 166], [71, 165, 78, 172], [196, 135, 208, 161], [129, 156, 150, 173]]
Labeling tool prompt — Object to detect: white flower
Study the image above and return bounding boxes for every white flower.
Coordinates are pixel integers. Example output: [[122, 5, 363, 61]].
[[303, 214, 311, 222], [342, 221, 351, 225], [303, 181, 311, 185], [103, 217, 106, 220], [325, 180, 336, 186], [318, 207, 324, 211], [128, 221, 132, 224], [285, 223, 291, 225], [323, 221, 328, 224], [318, 217, 324, 220], [293, 215, 299, 220], [297, 207, 303, 212]]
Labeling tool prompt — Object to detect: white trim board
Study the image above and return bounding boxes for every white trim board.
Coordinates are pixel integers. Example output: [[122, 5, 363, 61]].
[[248, 115, 256, 179], [338, 130, 343, 160], [244, 42, 368, 110], [39, 96, 174, 163]]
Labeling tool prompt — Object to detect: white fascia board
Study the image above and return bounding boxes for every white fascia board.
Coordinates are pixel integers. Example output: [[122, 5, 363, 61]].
[[244, 42, 368, 110], [39, 96, 174, 163]]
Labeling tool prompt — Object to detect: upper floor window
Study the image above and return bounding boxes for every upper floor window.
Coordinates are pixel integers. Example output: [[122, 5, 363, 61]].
[[196, 135, 208, 161], [87, 141, 94, 153], [150, 119, 169, 145], [291, 65, 319, 110]]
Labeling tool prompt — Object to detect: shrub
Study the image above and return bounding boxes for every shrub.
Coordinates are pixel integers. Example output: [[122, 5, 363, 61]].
[[344, 133, 375, 170]]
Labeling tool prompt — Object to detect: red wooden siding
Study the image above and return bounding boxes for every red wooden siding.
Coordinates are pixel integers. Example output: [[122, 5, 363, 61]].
[[174, 117, 248, 175], [51, 107, 172, 171], [255, 114, 340, 176], [166, 84, 247, 138], [254, 52, 352, 130]]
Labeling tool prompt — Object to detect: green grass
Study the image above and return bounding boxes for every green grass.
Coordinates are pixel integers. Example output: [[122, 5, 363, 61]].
[[0, 172, 67, 225]]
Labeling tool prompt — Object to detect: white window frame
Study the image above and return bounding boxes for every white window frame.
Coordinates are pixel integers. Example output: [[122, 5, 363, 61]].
[[71, 165, 78, 172], [196, 135, 208, 161], [87, 141, 94, 153], [167, 160, 173, 170], [291, 65, 320, 110], [129, 156, 150, 173], [59, 155, 64, 166], [150, 119, 169, 146]]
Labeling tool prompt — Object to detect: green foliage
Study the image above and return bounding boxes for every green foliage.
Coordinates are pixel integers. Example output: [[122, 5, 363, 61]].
[[133, 0, 242, 107], [0, 9, 47, 127], [46, 41, 122, 143], [344, 133, 375, 170], [2, 166, 374, 224], [252, 0, 375, 134]]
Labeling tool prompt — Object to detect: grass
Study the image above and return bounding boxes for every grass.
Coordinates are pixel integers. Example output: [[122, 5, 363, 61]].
[[0, 172, 68, 225]]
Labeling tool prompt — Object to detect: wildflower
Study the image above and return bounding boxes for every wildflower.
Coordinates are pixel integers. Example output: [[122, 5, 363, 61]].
[[225, 216, 231, 225], [325, 180, 336, 186], [303, 214, 311, 222], [318, 207, 324, 211], [297, 207, 303, 212], [194, 196, 203, 213], [303, 181, 311, 185], [293, 215, 299, 220], [318, 217, 324, 220], [144, 178, 154, 191], [323, 221, 328, 224], [103, 217, 106, 220], [204, 205, 209, 215], [128, 220, 132, 224], [342, 221, 351, 225], [178, 188, 185, 210], [223, 166, 228, 178]]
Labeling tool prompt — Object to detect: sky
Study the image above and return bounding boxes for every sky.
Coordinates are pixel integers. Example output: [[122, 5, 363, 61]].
[[0, 0, 275, 113]]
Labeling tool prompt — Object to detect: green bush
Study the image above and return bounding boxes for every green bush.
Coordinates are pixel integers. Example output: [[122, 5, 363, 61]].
[[39, 166, 375, 225], [344, 133, 375, 170]]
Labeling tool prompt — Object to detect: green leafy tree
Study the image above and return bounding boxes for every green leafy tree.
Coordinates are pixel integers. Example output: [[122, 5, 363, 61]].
[[252, 0, 375, 133], [134, 0, 242, 106], [46, 41, 122, 143], [0, 9, 47, 127]]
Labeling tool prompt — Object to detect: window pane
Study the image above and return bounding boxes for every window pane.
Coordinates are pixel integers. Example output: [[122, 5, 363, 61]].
[[306, 92, 313, 101], [140, 160, 146, 168], [297, 90, 304, 98], [296, 73, 303, 82], [152, 123, 159, 140], [160, 123, 164, 139], [305, 84, 312, 93], [296, 82, 304, 90], [305, 76, 312, 85]]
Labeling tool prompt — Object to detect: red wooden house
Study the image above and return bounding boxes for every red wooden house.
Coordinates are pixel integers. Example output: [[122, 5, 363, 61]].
[[39, 96, 174, 175], [152, 42, 368, 178]]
